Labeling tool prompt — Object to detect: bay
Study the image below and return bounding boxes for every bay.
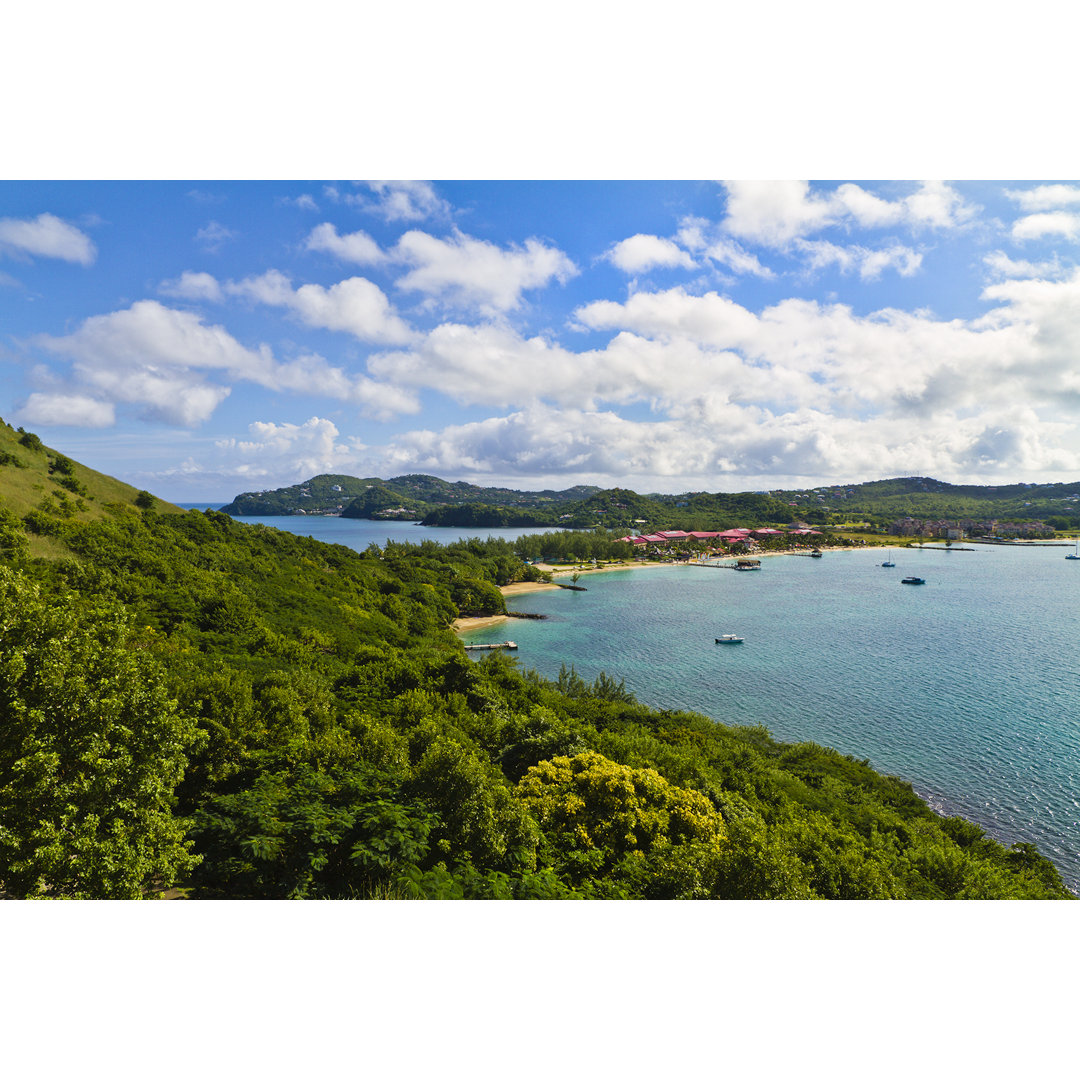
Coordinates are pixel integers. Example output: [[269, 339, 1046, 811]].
[[462, 545, 1080, 891], [177, 505, 565, 547]]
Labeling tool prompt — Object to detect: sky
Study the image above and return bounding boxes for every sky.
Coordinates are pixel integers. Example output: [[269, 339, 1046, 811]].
[[4, 179, 1080, 501]]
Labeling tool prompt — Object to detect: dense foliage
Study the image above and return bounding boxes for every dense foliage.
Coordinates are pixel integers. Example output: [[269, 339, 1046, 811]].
[[0, 428, 1072, 899], [773, 475, 1080, 526], [224, 470, 1080, 533]]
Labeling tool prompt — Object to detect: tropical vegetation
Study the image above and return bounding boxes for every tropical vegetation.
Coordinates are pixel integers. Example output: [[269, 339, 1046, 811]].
[[0, 419, 1070, 899]]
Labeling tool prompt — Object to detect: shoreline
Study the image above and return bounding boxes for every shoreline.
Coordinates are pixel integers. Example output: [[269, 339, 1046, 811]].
[[451, 553, 827, 631], [451, 560, 672, 631]]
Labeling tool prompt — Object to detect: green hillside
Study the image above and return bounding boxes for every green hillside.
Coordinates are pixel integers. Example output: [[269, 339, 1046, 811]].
[[0, 417, 184, 557], [773, 475, 1080, 524], [1, 433, 1071, 899], [223, 473, 603, 517]]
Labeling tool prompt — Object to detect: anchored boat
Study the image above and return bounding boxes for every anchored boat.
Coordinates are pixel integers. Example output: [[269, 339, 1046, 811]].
[[715, 634, 744, 644], [901, 576, 925, 585]]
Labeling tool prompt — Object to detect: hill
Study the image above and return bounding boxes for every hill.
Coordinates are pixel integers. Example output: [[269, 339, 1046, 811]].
[[772, 475, 1080, 525], [220, 473, 602, 518], [1, 432, 1070, 899], [0, 417, 184, 557]]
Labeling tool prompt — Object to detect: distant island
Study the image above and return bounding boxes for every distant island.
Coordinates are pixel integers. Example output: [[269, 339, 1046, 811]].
[[219, 472, 1080, 535]]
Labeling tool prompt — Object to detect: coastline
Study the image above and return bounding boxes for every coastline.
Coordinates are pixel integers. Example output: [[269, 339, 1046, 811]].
[[451, 550, 842, 632], [451, 560, 671, 631]]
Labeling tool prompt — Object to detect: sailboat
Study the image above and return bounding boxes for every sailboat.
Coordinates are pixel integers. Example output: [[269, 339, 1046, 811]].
[[1067, 537, 1080, 561], [881, 548, 896, 567]]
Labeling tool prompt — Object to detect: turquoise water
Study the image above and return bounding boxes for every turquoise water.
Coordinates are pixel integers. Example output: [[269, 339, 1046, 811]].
[[462, 546, 1080, 890], [179, 505, 565, 548]]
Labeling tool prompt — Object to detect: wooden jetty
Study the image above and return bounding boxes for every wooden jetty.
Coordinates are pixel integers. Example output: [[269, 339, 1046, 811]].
[[463, 641, 518, 651]]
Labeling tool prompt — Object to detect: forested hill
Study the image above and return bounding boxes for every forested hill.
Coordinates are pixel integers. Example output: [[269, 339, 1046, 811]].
[[222, 471, 1080, 532], [773, 475, 1080, 525], [220, 473, 602, 517], [0, 426, 1071, 899]]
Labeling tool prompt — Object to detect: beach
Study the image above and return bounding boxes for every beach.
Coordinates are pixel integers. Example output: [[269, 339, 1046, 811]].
[[451, 560, 670, 630]]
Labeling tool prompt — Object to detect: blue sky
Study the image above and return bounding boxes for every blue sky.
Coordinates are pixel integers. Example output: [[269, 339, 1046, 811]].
[[5, 179, 1080, 501]]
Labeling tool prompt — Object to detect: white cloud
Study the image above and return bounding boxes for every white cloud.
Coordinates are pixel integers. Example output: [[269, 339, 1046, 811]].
[[796, 240, 923, 280], [1011, 211, 1080, 241], [676, 218, 775, 278], [720, 181, 976, 247], [36, 300, 419, 426], [0, 212, 96, 265], [226, 270, 415, 345], [305, 222, 384, 264], [158, 270, 224, 302], [391, 229, 578, 314], [605, 234, 695, 273], [983, 251, 1067, 280], [1004, 184, 1080, 212], [213, 417, 364, 481], [195, 220, 237, 252], [358, 181, 451, 222], [19, 392, 115, 427]]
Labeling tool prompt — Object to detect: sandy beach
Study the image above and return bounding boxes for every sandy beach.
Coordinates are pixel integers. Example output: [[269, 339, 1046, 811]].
[[451, 560, 670, 631], [451, 551, 842, 631]]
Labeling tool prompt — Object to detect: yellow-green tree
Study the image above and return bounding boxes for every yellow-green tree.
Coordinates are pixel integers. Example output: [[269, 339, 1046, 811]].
[[516, 751, 727, 896]]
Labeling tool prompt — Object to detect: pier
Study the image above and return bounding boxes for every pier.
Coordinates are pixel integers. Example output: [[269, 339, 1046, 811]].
[[463, 641, 518, 651]]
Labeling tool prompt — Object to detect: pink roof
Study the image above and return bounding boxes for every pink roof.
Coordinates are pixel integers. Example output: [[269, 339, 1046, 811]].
[[657, 530, 690, 539], [689, 531, 720, 538]]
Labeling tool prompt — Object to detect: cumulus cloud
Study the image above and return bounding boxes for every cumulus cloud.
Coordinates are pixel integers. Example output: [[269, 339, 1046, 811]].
[[36, 300, 418, 426], [390, 229, 578, 314], [1010, 211, 1080, 241], [213, 417, 365, 480], [357, 181, 451, 222], [983, 251, 1067, 280], [304, 222, 384, 264], [159, 270, 224, 302], [796, 240, 923, 280], [1004, 184, 1080, 211], [0, 212, 96, 265], [675, 217, 775, 278], [226, 270, 415, 345], [720, 181, 976, 247], [19, 392, 115, 428], [605, 234, 695, 273]]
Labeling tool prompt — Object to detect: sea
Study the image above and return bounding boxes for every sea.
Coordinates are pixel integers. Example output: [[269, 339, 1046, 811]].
[[461, 544, 1080, 893], [179, 505, 1080, 893], [176, 505, 567, 547]]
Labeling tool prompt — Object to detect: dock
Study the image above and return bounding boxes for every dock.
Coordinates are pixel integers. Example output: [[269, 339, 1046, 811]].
[[696, 558, 763, 570], [463, 641, 518, 651]]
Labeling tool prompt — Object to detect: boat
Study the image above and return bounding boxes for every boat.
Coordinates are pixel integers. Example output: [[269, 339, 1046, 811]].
[[1067, 538, 1080, 561], [810, 549, 823, 558], [901, 576, 925, 585], [881, 548, 895, 567], [715, 634, 744, 644]]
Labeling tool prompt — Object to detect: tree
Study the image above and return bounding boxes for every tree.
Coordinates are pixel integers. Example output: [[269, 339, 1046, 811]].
[[0, 568, 198, 897], [515, 751, 727, 894]]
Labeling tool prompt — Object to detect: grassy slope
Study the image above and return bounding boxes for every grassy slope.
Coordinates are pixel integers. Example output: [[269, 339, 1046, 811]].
[[0, 418, 185, 556]]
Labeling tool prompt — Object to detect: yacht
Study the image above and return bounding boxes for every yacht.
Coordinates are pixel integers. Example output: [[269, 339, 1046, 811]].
[[715, 634, 744, 644], [1067, 538, 1080, 561]]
